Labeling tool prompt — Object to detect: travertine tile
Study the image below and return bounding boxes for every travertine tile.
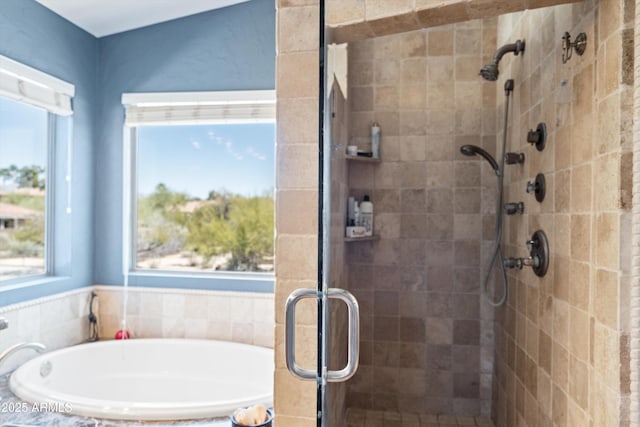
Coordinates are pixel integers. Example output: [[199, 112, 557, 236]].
[[594, 269, 618, 328], [277, 52, 318, 99], [595, 213, 620, 269], [276, 190, 318, 234], [364, 0, 413, 21], [570, 163, 591, 212], [326, 0, 365, 26], [570, 214, 591, 262], [276, 144, 319, 189], [277, 6, 318, 53], [327, 2, 628, 424]]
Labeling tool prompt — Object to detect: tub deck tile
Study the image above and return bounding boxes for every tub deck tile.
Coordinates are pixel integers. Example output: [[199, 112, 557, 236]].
[[0, 374, 229, 426]]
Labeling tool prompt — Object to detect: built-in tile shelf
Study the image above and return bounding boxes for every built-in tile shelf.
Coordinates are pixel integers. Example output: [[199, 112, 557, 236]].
[[345, 155, 379, 242], [344, 235, 380, 243], [345, 155, 381, 163]]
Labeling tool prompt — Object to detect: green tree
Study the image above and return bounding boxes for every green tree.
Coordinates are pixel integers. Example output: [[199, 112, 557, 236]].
[[8, 216, 45, 258], [136, 183, 189, 257], [12, 216, 45, 245], [145, 183, 188, 212], [0, 164, 45, 189], [185, 194, 274, 271], [0, 165, 18, 185]]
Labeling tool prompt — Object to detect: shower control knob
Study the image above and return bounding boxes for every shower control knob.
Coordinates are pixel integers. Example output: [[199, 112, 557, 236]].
[[526, 122, 547, 151], [503, 230, 550, 277], [526, 173, 546, 203], [505, 152, 525, 165], [0, 317, 7, 331], [527, 130, 540, 143], [526, 239, 536, 252], [504, 202, 524, 215]]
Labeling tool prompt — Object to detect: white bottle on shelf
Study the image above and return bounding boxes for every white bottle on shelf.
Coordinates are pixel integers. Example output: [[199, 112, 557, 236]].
[[359, 195, 373, 236], [371, 122, 380, 158]]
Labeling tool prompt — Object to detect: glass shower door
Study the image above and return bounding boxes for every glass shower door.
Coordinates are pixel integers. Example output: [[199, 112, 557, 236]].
[[283, 68, 360, 427], [283, 2, 360, 425]]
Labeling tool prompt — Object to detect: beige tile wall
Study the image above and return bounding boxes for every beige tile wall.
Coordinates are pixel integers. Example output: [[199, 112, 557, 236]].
[[0, 288, 93, 374], [492, 1, 634, 426], [96, 286, 274, 348], [326, 0, 582, 43], [276, 0, 632, 425], [343, 19, 498, 417], [0, 285, 274, 376], [631, 0, 640, 422], [274, 0, 320, 425]]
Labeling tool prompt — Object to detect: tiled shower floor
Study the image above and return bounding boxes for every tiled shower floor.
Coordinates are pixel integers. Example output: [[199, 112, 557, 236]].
[[346, 409, 495, 427]]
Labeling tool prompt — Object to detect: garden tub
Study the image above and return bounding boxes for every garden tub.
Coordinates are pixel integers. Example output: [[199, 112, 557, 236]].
[[9, 338, 273, 420]]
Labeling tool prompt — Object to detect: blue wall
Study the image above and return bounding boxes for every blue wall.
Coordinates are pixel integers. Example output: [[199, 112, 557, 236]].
[[93, 0, 275, 291], [0, 0, 97, 305], [0, 0, 275, 305]]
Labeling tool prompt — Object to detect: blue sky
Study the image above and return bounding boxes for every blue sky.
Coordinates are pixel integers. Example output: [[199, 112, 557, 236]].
[[0, 98, 47, 180], [137, 123, 275, 199], [1, 97, 274, 199]]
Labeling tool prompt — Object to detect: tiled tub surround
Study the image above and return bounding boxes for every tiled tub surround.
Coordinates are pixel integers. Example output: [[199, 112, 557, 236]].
[[0, 287, 93, 375], [96, 286, 274, 348], [343, 19, 498, 417], [0, 286, 274, 425]]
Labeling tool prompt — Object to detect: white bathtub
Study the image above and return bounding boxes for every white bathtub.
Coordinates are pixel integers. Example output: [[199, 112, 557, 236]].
[[9, 339, 273, 421]]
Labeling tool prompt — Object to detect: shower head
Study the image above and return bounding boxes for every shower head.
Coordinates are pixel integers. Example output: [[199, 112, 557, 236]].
[[480, 63, 499, 81], [479, 39, 525, 81], [460, 145, 499, 175]]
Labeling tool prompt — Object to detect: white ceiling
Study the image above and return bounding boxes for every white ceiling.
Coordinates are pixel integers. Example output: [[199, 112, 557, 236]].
[[35, 0, 252, 38]]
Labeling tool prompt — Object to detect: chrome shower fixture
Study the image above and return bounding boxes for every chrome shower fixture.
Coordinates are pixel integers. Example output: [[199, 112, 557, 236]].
[[459, 145, 499, 175], [479, 40, 525, 81], [562, 31, 587, 64]]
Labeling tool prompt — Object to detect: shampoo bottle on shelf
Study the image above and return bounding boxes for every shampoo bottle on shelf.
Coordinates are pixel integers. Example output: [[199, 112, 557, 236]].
[[371, 122, 380, 158], [347, 196, 356, 225], [360, 195, 373, 236]]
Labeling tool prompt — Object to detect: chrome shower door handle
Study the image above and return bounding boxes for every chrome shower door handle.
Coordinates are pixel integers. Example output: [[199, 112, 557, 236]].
[[285, 288, 317, 381], [326, 288, 360, 383], [284, 288, 360, 383]]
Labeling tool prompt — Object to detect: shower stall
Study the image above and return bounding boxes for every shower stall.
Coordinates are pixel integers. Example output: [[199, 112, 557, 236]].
[[278, 0, 635, 426], [334, 20, 504, 419]]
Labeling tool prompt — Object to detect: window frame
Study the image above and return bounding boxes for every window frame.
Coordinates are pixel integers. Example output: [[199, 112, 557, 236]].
[[0, 99, 57, 286], [0, 54, 74, 290], [122, 90, 276, 291]]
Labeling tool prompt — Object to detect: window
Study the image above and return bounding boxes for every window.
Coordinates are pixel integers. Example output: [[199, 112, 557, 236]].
[[0, 54, 74, 284], [124, 91, 275, 275], [0, 98, 49, 280]]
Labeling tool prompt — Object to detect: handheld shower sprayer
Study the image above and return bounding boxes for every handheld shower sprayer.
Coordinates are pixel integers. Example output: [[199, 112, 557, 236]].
[[458, 79, 515, 307], [479, 40, 525, 81], [459, 145, 500, 175]]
